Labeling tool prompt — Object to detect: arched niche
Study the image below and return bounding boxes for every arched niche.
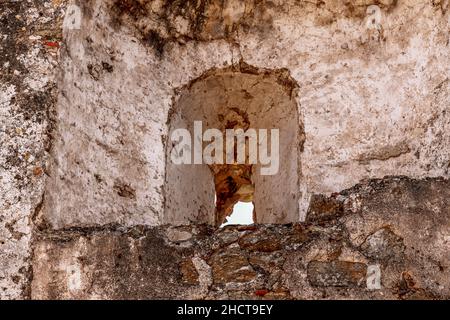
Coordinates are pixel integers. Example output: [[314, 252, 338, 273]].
[[164, 65, 303, 226]]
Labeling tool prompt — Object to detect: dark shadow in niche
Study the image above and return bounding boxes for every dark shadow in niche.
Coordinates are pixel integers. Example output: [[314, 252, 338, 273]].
[[164, 63, 304, 226]]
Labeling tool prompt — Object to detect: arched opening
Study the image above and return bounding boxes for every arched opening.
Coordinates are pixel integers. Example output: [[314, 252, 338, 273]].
[[164, 65, 303, 226]]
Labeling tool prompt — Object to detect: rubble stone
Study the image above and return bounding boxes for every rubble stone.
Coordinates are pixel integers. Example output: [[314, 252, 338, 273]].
[[307, 261, 367, 288]]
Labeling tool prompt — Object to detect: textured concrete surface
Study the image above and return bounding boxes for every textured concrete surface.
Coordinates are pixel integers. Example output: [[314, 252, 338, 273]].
[[39, 0, 449, 229], [165, 66, 301, 225], [31, 177, 450, 299], [0, 0, 65, 299], [0, 0, 448, 299]]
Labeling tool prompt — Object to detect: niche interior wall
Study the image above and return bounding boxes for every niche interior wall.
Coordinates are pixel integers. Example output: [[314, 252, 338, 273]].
[[165, 66, 303, 226]]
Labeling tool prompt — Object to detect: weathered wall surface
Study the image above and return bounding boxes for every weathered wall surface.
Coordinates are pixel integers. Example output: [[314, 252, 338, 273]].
[[31, 177, 450, 299], [39, 0, 449, 229], [0, 0, 65, 299], [0, 0, 448, 299], [165, 68, 301, 226]]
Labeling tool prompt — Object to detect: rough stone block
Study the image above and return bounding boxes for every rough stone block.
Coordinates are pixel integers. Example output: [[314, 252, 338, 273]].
[[307, 261, 367, 288]]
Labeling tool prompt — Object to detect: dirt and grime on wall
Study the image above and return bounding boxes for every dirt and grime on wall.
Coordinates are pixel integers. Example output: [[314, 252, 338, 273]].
[[31, 177, 450, 300], [1, 0, 449, 300], [0, 0, 66, 299], [107, 0, 405, 55]]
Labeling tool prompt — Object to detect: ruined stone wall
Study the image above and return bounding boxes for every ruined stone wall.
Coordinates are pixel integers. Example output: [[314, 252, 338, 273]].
[[31, 178, 450, 299], [0, 0, 449, 299], [0, 0, 65, 299]]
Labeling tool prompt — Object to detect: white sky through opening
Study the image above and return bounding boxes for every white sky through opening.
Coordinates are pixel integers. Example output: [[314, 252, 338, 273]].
[[220, 201, 254, 227]]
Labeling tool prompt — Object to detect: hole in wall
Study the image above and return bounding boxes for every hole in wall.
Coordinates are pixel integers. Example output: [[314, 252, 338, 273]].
[[164, 64, 303, 226], [220, 201, 255, 227]]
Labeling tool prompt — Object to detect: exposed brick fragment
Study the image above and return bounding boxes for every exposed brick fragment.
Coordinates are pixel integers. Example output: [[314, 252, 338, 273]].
[[180, 259, 199, 285], [209, 249, 257, 284], [307, 195, 344, 223], [238, 229, 282, 252]]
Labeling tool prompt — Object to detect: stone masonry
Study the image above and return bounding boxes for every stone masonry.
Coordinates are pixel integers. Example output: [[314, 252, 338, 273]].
[[0, 0, 449, 299]]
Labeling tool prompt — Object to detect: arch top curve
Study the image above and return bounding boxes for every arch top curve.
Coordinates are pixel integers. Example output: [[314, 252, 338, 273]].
[[169, 61, 300, 107]]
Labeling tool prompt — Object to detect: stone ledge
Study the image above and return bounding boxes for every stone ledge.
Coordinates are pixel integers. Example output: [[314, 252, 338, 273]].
[[31, 176, 450, 300]]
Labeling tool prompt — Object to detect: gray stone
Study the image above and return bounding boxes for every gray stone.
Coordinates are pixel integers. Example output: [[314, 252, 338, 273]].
[[360, 227, 405, 262], [307, 261, 367, 288], [166, 227, 192, 243]]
